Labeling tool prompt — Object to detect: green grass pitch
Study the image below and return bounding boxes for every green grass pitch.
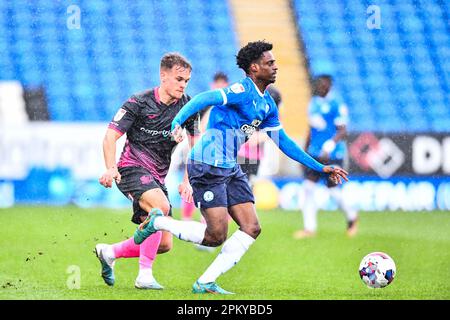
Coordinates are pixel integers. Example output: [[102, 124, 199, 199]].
[[0, 206, 449, 300]]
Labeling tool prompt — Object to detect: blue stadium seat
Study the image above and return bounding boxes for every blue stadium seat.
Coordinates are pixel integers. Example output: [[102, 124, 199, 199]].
[[0, 0, 241, 121], [294, 0, 449, 132], [406, 116, 430, 132], [431, 117, 450, 132]]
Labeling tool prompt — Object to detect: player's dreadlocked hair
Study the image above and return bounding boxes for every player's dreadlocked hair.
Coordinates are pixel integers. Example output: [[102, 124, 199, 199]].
[[236, 40, 273, 74]]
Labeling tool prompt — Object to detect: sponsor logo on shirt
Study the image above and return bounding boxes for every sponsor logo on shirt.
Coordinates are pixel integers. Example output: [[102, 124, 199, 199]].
[[240, 119, 262, 136], [140, 127, 171, 137]]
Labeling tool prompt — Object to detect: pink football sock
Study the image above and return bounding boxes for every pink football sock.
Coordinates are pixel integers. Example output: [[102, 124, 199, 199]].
[[181, 200, 196, 220], [139, 231, 163, 269], [112, 237, 140, 258]]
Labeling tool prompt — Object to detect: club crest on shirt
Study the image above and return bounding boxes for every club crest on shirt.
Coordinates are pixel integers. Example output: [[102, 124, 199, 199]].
[[230, 83, 245, 94], [114, 108, 127, 121]]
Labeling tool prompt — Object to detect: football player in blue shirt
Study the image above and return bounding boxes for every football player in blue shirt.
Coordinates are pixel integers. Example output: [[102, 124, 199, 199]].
[[294, 75, 358, 239], [133, 41, 348, 294]]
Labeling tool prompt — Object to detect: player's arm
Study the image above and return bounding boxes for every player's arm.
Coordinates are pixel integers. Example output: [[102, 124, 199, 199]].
[[99, 129, 123, 188], [177, 133, 198, 203], [259, 101, 338, 176], [99, 100, 138, 188], [333, 125, 347, 142], [321, 102, 349, 158], [171, 90, 224, 142], [246, 130, 269, 147], [172, 83, 248, 141], [266, 128, 348, 184], [177, 113, 202, 203], [320, 124, 347, 158]]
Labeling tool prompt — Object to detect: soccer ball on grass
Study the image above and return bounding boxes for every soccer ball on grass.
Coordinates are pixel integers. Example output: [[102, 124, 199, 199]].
[[359, 252, 396, 288]]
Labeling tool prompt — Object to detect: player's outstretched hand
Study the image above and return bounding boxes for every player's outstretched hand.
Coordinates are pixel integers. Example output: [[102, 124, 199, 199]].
[[323, 166, 349, 185], [178, 180, 193, 203], [171, 124, 184, 143], [99, 167, 121, 188]]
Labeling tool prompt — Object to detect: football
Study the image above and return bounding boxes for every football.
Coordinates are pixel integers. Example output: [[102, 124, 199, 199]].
[[359, 252, 396, 288]]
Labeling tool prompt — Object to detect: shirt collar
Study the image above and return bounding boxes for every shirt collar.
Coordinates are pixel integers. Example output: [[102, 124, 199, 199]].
[[315, 90, 334, 102], [154, 87, 161, 104], [154, 87, 179, 106], [247, 77, 265, 97]]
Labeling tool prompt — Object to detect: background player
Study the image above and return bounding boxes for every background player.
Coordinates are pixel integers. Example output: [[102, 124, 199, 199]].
[[96, 53, 200, 289], [134, 41, 348, 294], [294, 74, 358, 239]]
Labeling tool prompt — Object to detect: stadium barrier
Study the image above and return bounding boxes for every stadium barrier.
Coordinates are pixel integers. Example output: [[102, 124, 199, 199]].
[[348, 132, 450, 178], [0, 124, 449, 211]]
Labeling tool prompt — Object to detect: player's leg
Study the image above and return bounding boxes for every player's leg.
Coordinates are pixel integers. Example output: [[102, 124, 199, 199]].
[[157, 230, 173, 254], [96, 167, 169, 288], [95, 167, 142, 286], [327, 178, 358, 237], [194, 206, 225, 252], [181, 199, 196, 220], [134, 163, 231, 246], [195, 202, 259, 289], [137, 196, 229, 247], [181, 198, 215, 252], [133, 188, 172, 289], [138, 187, 172, 250], [228, 202, 261, 239], [193, 166, 257, 294], [103, 198, 160, 263], [95, 200, 143, 284], [197, 207, 229, 246], [294, 168, 320, 239]]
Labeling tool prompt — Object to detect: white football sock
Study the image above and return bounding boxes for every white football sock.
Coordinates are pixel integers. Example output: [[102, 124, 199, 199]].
[[198, 230, 255, 284], [153, 216, 206, 244], [137, 267, 154, 280], [329, 187, 358, 222], [303, 180, 318, 232]]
